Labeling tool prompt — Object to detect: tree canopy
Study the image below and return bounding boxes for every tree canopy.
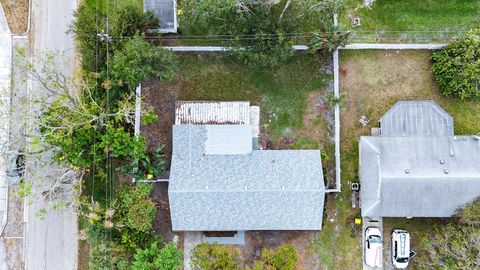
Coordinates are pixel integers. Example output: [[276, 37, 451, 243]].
[[417, 224, 480, 270], [432, 30, 480, 100], [181, 0, 346, 68]]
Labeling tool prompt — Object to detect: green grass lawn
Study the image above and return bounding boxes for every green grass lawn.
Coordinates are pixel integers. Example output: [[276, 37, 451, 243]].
[[337, 49, 480, 269], [176, 54, 332, 145], [341, 0, 480, 42]]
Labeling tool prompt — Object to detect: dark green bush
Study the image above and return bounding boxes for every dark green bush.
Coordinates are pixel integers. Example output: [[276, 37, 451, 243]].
[[432, 31, 480, 100], [71, 3, 160, 71]]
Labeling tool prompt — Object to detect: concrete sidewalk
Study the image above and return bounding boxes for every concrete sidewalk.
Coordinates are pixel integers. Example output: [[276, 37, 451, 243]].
[[0, 3, 13, 270]]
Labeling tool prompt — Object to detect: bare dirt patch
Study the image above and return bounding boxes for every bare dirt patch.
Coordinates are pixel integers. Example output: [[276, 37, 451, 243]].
[[141, 78, 178, 166], [240, 231, 320, 270], [0, 0, 29, 34]]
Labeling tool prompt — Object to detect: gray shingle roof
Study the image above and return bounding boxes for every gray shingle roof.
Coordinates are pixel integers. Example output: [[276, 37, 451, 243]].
[[360, 136, 480, 217], [169, 125, 325, 231], [380, 100, 453, 136]]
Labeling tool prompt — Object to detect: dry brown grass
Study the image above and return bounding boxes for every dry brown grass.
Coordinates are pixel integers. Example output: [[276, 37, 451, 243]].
[[340, 50, 480, 139], [0, 0, 29, 34]]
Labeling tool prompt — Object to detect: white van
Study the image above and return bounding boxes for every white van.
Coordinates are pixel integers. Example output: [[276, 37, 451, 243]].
[[391, 229, 411, 269]]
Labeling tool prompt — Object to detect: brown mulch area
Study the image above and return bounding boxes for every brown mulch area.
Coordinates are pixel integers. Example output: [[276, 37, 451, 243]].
[[0, 0, 29, 34], [240, 231, 321, 270], [141, 78, 178, 168]]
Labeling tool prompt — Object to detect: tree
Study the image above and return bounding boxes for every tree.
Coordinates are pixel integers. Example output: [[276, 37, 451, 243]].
[[71, 3, 160, 71], [191, 243, 243, 270], [132, 242, 183, 270], [308, 24, 350, 66], [455, 197, 480, 225], [182, 0, 346, 68], [417, 224, 480, 270], [432, 30, 480, 100], [108, 36, 177, 94]]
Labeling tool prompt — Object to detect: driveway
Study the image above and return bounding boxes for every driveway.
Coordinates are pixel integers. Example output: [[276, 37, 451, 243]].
[[362, 217, 383, 270], [24, 0, 78, 269]]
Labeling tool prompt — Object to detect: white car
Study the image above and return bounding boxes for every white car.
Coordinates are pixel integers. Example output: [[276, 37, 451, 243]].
[[365, 227, 383, 268], [391, 229, 411, 269]]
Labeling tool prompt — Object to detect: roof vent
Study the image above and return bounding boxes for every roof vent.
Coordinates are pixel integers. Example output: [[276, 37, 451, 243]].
[[444, 169, 449, 174], [440, 159, 444, 164], [405, 169, 410, 174], [205, 185, 209, 189], [244, 186, 248, 190]]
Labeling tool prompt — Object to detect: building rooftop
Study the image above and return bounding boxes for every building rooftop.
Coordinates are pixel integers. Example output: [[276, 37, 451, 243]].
[[169, 124, 325, 231], [144, 0, 177, 33], [175, 101, 251, 125], [380, 100, 453, 136], [360, 136, 480, 217]]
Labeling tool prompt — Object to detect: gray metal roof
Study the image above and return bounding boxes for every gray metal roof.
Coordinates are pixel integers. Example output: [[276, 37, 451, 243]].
[[175, 101, 251, 125], [144, 0, 177, 33], [169, 125, 325, 231], [360, 136, 480, 217], [380, 100, 453, 136]]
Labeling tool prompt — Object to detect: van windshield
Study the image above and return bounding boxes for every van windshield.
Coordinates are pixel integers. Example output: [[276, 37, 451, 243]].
[[396, 257, 408, 263]]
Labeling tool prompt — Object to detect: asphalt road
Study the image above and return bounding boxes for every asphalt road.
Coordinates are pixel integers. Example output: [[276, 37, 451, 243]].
[[24, 0, 78, 269]]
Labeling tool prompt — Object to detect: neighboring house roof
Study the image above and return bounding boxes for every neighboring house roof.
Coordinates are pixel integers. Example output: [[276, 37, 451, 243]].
[[360, 136, 480, 217], [169, 124, 325, 231], [175, 101, 251, 125], [380, 100, 453, 136], [144, 0, 177, 33]]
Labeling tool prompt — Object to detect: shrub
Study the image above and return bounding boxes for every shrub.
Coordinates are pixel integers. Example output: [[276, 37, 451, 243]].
[[132, 242, 183, 270], [249, 244, 298, 270], [432, 31, 480, 100], [117, 183, 156, 234], [191, 243, 243, 270]]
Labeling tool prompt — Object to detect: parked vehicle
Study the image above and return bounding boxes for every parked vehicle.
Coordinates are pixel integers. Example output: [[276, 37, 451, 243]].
[[391, 229, 411, 269], [365, 226, 383, 268], [5, 150, 24, 185]]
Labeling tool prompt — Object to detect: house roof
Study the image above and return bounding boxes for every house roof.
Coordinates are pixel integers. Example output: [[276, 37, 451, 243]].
[[144, 0, 177, 33], [175, 101, 251, 125], [169, 125, 325, 231], [380, 100, 453, 136], [360, 136, 480, 217]]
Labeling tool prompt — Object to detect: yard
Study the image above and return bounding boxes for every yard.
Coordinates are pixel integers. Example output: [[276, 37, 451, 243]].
[[141, 53, 337, 268], [339, 49, 480, 269], [340, 0, 480, 43]]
